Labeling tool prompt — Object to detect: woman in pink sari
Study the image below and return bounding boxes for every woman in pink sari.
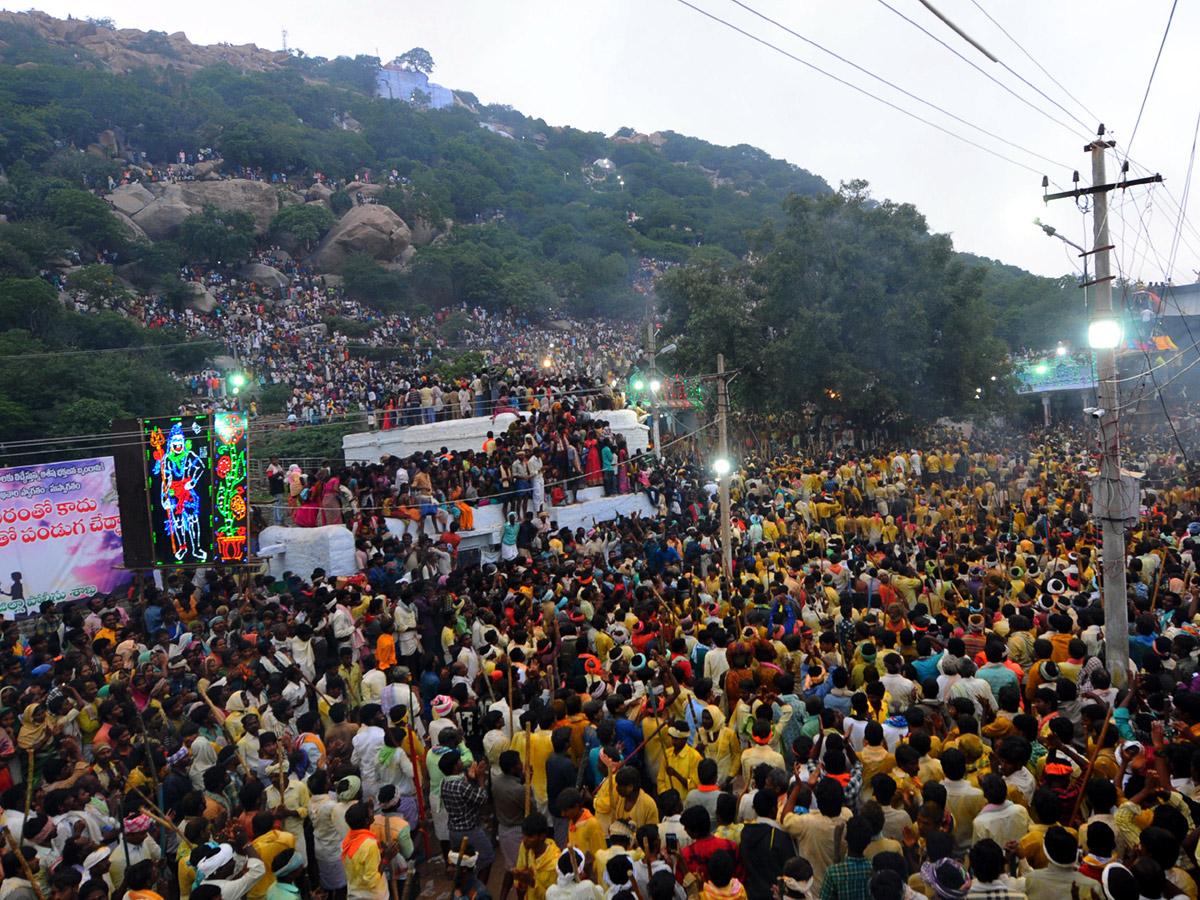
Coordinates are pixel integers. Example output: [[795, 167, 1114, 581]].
[[584, 436, 603, 487], [320, 476, 342, 526], [293, 477, 322, 528]]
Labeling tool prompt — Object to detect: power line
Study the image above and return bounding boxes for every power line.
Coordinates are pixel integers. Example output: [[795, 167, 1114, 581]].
[[874, 0, 1094, 142], [670, 0, 1052, 176], [722, 0, 1074, 174], [968, 0, 1101, 127], [1125, 0, 1179, 163]]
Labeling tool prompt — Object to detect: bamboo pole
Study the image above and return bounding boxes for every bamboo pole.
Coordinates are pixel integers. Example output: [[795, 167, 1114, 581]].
[[196, 687, 254, 775], [23, 749, 33, 819], [137, 805, 189, 843], [2, 826, 45, 900], [523, 722, 533, 816], [1070, 710, 1114, 826]]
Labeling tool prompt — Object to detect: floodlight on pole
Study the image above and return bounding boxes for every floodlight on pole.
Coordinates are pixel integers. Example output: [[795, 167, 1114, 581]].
[[649, 379, 661, 393], [713, 458, 730, 475], [1088, 318, 1122, 349]]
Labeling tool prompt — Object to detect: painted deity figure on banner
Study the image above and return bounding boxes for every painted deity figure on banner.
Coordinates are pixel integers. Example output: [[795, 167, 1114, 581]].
[[150, 422, 208, 562]]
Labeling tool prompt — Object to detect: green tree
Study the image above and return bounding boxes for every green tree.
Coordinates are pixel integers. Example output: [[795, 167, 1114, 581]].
[[397, 47, 435, 74], [659, 181, 1012, 426], [270, 203, 336, 250], [339, 252, 406, 310], [65, 264, 131, 308], [329, 189, 352, 216], [178, 205, 256, 264], [0, 277, 62, 339], [47, 188, 124, 251]]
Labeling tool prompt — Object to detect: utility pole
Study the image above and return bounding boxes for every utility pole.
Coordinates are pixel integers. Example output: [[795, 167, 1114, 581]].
[[717, 353, 733, 582], [647, 309, 661, 461], [1089, 138, 1130, 687], [1043, 127, 1161, 687]]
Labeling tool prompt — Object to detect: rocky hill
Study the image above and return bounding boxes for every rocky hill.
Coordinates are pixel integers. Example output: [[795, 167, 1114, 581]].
[[0, 10, 288, 75]]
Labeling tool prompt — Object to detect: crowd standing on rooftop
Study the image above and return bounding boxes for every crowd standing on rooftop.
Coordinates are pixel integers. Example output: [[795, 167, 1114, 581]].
[[4, 419, 1200, 900]]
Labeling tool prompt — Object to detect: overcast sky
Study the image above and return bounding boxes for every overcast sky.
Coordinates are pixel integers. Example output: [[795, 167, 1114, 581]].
[[15, 0, 1200, 282]]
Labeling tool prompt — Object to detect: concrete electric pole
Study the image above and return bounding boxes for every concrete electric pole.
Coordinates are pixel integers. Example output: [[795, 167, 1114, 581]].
[[1043, 127, 1161, 687]]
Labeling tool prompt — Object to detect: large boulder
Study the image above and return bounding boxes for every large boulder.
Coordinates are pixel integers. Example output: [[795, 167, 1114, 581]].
[[173, 180, 284, 236], [308, 204, 411, 271], [106, 182, 154, 217], [183, 282, 218, 313], [129, 180, 285, 240], [344, 181, 385, 200], [236, 262, 290, 289], [409, 216, 448, 247], [110, 209, 147, 242], [130, 195, 192, 241], [193, 159, 223, 179], [307, 183, 334, 203]]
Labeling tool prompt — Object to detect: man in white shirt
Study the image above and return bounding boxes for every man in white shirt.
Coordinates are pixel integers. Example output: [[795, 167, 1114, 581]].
[[360, 656, 386, 707], [350, 704, 386, 800], [972, 773, 1031, 848]]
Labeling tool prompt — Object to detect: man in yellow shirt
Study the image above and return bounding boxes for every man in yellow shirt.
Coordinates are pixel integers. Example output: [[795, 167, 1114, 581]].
[[248, 812, 296, 900], [342, 802, 391, 900], [594, 763, 661, 832], [513, 812, 559, 900], [557, 787, 607, 881], [656, 722, 702, 796]]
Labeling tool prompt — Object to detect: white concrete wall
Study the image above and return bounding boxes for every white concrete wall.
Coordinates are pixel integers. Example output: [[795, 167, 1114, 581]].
[[259, 525, 358, 579], [384, 489, 655, 548], [342, 408, 650, 464], [343, 412, 525, 463]]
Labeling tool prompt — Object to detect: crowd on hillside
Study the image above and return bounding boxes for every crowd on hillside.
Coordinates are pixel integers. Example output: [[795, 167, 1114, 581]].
[[4, 425, 1200, 900], [60, 247, 645, 430]]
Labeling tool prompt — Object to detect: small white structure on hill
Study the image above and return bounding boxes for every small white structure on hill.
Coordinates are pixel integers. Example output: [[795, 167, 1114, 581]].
[[377, 64, 454, 108]]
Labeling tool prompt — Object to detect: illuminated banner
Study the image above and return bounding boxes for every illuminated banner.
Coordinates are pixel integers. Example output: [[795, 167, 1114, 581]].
[[213, 412, 249, 563], [0, 457, 125, 616], [142, 413, 250, 566], [1013, 352, 1099, 395], [146, 416, 213, 565]]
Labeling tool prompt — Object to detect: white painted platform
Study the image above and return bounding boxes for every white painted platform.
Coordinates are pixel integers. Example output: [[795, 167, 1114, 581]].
[[342, 408, 649, 464], [259, 525, 358, 579]]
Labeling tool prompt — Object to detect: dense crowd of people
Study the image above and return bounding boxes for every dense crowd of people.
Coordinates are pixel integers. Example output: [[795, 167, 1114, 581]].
[[63, 248, 645, 431], [5, 424, 1200, 900]]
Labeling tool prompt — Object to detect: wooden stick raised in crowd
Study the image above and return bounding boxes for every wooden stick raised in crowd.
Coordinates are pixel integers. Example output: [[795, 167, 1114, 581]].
[[279, 651, 335, 705], [196, 687, 254, 775], [23, 749, 33, 819], [1149, 550, 1168, 611], [506, 662, 515, 737], [449, 836, 470, 896], [137, 805, 189, 843], [523, 720, 533, 816], [277, 742, 287, 806], [2, 825, 45, 900], [1069, 709, 1114, 826], [383, 801, 399, 900], [402, 694, 432, 859]]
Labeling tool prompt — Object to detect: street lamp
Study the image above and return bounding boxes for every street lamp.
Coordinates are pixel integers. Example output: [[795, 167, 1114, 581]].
[[649, 379, 661, 393], [713, 457, 732, 583], [1088, 318, 1122, 349], [1034, 218, 1090, 323]]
